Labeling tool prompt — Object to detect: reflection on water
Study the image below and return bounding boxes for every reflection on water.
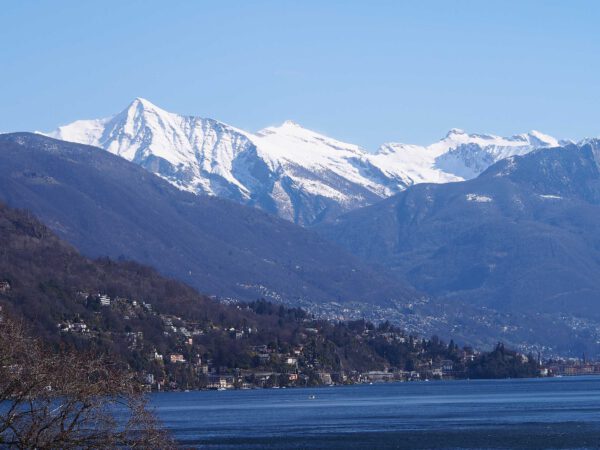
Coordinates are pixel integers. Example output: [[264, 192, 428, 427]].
[[152, 377, 600, 449]]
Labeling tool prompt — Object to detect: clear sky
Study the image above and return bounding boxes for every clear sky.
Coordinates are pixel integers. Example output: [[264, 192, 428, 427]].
[[1, 0, 599, 149]]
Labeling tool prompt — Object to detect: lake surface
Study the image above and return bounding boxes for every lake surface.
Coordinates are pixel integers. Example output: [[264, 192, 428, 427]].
[[152, 377, 600, 449]]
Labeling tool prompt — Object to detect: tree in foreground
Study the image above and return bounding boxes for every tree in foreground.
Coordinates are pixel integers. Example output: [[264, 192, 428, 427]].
[[0, 316, 174, 448]]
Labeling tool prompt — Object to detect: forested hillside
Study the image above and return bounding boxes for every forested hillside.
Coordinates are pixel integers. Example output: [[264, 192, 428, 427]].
[[0, 203, 537, 388]]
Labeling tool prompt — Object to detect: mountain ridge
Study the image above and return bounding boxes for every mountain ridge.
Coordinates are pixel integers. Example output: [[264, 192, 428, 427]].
[[44, 98, 562, 225], [315, 141, 600, 356], [0, 132, 416, 308]]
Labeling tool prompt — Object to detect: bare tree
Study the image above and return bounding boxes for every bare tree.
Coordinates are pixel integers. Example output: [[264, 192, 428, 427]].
[[0, 317, 174, 448]]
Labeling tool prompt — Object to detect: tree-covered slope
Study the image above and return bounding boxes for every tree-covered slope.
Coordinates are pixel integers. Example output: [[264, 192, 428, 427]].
[[318, 143, 600, 313], [0, 202, 507, 388], [0, 132, 414, 307], [316, 142, 600, 356]]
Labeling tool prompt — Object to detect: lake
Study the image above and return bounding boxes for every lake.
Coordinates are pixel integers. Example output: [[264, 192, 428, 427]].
[[152, 376, 600, 449]]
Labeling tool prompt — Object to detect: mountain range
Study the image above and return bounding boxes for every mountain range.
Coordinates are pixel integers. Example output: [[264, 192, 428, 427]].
[[45, 98, 562, 225], [4, 100, 600, 357], [317, 141, 600, 355], [0, 132, 414, 309]]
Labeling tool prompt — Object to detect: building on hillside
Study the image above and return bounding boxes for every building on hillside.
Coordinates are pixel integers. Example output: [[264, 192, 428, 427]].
[[430, 367, 443, 378], [441, 360, 454, 372], [285, 357, 298, 366], [318, 372, 333, 384], [364, 371, 394, 383], [170, 354, 186, 363], [207, 375, 235, 389], [144, 373, 155, 385]]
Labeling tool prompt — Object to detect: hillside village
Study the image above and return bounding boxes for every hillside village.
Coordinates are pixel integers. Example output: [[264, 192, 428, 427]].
[[0, 201, 595, 394], [1, 276, 593, 393], [48, 288, 549, 390]]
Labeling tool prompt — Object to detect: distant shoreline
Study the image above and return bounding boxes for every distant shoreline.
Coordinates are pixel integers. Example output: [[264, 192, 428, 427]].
[[151, 372, 600, 394]]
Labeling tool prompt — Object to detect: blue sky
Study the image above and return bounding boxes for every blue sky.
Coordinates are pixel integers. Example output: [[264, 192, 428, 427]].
[[1, 0, 599, 148]]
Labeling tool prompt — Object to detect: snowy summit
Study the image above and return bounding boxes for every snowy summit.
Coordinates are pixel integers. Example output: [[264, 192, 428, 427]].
[[45, 98, 560, 225]]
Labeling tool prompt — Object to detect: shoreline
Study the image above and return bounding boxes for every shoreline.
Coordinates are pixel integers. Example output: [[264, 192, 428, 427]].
[[149, 372, 599, 394]]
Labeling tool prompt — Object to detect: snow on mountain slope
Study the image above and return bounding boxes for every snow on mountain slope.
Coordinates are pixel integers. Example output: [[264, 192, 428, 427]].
[[44, 98, 561, 225], [370, 128, 560, 184], [248, 120, 398, 204], [49, 98, 255, 197]]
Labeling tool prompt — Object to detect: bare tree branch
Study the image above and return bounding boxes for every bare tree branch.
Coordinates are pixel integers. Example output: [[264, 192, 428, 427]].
[[0, 316, 174, 448]]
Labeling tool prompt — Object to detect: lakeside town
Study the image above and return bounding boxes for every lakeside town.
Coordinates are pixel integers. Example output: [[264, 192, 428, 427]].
[[48, 290, 600, 391]]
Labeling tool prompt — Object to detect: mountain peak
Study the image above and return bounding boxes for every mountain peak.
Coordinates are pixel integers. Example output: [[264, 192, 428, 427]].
[[125, 97, 166, 116], [121, 97, 172, 117], [527, 130, 559, 145], [445, 128, 467, 138], [256, 119, 314, 137], [42, 100, 568, 226], [281, 119, 301, 127]]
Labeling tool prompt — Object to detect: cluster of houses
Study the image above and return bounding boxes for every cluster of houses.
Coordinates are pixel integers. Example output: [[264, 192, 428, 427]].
[[545, 360, 600, 376], [59, 295, 478, 390], [43, 289, 600, 391], [152, 342, 306, 390], [57, 292, 155, 340], [146, 361, 465, 391], [57, 321, 89, 334], [90, 292, 153, 315], [142, 331, 471, 391]]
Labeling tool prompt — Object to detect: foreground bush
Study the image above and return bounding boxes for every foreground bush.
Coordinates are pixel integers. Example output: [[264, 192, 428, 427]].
[[0, 317, 173, 448]]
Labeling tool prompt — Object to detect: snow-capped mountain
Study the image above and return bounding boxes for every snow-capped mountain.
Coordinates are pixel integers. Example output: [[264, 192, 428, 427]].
[[44, 98, 562, 225], [373, 128, 563, 184]]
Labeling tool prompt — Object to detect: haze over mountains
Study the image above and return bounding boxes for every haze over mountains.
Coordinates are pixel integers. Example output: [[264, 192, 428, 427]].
[[45, 98, 562, 225]]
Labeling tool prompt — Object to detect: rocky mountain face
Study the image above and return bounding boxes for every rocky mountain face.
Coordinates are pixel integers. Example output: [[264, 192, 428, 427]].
[[317, 141, 600, 356], [0, 132, 416, 307], [44, 99, 560, 225]]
